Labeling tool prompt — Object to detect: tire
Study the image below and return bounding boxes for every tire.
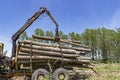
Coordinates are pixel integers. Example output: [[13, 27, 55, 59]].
[[52, 68, 69, 80], [31, 68, 49, 80]]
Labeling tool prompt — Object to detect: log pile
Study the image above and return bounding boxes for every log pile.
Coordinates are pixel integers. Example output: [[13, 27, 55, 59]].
[[17, 35, 92, 68]]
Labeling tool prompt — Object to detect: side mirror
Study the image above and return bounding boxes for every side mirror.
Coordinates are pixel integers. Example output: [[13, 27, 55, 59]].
[[0, 43, 4, 54]]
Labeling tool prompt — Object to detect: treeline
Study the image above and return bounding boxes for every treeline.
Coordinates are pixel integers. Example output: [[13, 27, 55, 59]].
[[20, 27, 120, 63], [19, 28, 81, 41]]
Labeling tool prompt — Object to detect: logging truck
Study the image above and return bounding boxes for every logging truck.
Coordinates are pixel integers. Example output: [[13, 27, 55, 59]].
[[0, 7, 93, 80]]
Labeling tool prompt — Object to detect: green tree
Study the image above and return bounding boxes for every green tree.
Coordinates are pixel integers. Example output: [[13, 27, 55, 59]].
[[114, 28, 120, 63], [34, 28, 44, 42], [74, 33, 81, 41], [69, 32, 75, 40], [59, 31, 69, 40], [46, 30, 54, 37], [34, 28, 44, 36], [61, 34, 69, 40], [82, 29, 97, 60], [82, 27, 119, 63], [19, 31, 28, 40], [45, 30, 54, 43], [59, 31, 64, 38]]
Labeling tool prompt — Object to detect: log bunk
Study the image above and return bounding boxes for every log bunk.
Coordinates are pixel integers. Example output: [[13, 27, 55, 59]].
[[17, 35, 93, 69]]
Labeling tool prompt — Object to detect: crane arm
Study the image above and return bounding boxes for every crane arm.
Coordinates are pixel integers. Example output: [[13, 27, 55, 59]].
[[11, 7, 59, 57], [12, 7, 45, 41]]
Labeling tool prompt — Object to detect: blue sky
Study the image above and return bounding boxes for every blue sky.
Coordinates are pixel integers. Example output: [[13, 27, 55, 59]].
[[0, 0, 120, 56]]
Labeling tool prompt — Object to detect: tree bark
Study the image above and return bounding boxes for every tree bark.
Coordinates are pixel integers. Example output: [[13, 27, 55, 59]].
[[32, 35, 89, 48], [19, 48, 78, 58], [20, 44, 80, 54], [18, 40, 92, 52]]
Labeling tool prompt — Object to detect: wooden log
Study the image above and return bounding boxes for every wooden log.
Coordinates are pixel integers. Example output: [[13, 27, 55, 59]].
[[17, 57, 91, 65], [17, 60, 92, 68], [20, 44, 81, 54], [17, 59, 49, 63], [18, 52, 31, 56], [77, 56, 91, 60], [18, 52, 78, 58], [18, 40, 92, 52], [19, 48, 78, 58], [17, 60, 91, 67], [18, 40, 60, 47], [32, 35, 54, 41], [32, 35, 89, 48], [17, 55, 90, 63], [18, 47, 91, 59], [68, 40, 81, 44], [19, 47, 91, 60], [18, 52, 91, 62], [32, 35, 83, 47]]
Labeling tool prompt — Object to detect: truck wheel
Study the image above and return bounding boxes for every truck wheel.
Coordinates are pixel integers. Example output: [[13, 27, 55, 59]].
[[31, 68, 49, 80], [52, 68, 69, 80]]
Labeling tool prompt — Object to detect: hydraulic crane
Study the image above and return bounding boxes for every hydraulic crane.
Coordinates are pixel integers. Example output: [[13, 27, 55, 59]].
[[11, 7, 60, 57]]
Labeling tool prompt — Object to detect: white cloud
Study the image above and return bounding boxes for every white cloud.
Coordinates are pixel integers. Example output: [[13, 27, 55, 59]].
[[109, 8, 120, 29], [0, 36, 12, 57]]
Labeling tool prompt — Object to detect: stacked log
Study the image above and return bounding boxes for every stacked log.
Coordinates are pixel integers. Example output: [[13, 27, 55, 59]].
[[17, 35, 92, 68]]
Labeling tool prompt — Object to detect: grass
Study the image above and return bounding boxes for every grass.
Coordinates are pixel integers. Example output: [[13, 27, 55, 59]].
[[87, 63, 120, 80]]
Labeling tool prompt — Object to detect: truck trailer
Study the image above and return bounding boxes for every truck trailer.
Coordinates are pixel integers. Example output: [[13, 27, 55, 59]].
[[0, 7, 93, 80]]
